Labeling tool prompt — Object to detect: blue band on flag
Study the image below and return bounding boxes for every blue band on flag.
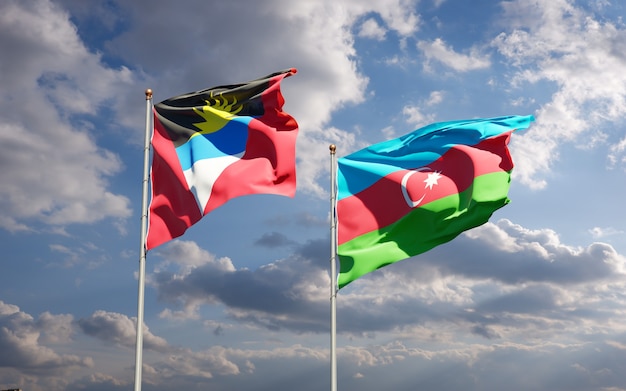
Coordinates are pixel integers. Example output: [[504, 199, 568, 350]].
[[175, 117, 251, 170], [337, 115, 534, 201]]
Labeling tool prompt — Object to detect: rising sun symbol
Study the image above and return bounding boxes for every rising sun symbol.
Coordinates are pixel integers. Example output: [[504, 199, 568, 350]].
[[191, 92, 244, 135]]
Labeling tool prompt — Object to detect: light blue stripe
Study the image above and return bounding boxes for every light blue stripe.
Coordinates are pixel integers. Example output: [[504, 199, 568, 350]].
[[337, 115, 534, 200], [176, 117, 251, 171]]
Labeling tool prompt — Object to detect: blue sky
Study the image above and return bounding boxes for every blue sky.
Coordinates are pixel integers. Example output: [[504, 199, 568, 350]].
[[2, 0, 626, 390]]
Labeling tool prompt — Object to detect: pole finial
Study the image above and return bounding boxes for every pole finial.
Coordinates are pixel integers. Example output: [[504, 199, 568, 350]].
[[145, 89, 153, 99], [329, 144, 336, 154]]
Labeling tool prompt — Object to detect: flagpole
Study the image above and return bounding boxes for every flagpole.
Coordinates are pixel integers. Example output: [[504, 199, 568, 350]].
[[134, 88, 153, 391], [329, 144, 338, 391]]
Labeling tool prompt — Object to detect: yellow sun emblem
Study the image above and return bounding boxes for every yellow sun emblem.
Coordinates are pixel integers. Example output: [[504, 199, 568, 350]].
[[191, 92, 243, 136]]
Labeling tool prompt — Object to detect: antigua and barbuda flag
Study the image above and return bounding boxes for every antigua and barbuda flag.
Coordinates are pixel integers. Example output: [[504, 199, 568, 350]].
[[336, 115, 534, 288], [146, 69, 299, 250]]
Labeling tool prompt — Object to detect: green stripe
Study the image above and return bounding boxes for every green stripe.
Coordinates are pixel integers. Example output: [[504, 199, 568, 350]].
[[337, 171, 511, 288]]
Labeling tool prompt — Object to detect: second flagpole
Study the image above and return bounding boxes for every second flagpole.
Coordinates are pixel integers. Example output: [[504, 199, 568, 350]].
[[330, 144, 338, 391]]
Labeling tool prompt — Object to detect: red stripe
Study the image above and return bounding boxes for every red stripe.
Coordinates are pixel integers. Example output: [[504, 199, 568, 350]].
[[337, 132, 512, 245], [146, 114, 203, 250]]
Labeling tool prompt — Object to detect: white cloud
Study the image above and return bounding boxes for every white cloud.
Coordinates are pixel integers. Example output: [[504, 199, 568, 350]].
[[149, 239, 330, 330], [493, 0, 626, 188], [0, 301, 92, 375], [401, 90, 444, 130], [402, 105, 436, 128], [426, 90, 445, 106], [79, 310, 169, 353], [417, 38, 491, 72], [37, 312, 75, 344], [358, 18, 387, 41], [77, 307, 334, 389], [0, 0, 133, 231], [153, 240, 236, 274], [608, 136, 626, 168], [589, 226, 624, 239]]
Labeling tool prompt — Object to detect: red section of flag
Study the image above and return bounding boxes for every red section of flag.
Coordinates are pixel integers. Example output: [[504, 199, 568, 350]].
[[146, 115, 203, 250], [337, 132, 512, 245], [202, 80, 298, 214]]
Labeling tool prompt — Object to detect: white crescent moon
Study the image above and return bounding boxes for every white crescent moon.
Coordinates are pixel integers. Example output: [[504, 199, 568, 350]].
[[401, 168, 430, 208]]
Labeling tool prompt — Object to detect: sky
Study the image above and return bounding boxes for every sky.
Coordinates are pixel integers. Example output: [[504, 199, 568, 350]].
[[2, 0, 626, 390]]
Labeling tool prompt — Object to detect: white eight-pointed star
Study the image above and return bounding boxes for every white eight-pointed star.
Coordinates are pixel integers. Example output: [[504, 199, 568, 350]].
[[424, 171, 442, 190]]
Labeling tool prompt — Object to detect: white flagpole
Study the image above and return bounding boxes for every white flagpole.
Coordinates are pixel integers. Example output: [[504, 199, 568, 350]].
[[329, 144, 338, 391], [134, 88, 153, 391]]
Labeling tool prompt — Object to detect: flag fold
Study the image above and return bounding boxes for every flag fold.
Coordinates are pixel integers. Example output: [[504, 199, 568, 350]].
[[147, 69, 299, 250], [336, 115, 534, 288]]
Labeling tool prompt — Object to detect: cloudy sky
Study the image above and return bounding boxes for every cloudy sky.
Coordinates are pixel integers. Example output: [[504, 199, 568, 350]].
[[2, 0, 626, 390]]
